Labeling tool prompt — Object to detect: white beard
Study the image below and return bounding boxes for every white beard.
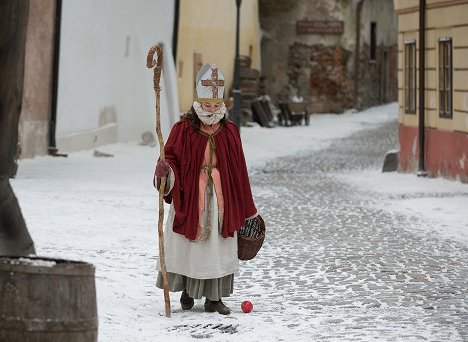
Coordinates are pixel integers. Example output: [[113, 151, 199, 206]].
[[193, 101, 227, 125]]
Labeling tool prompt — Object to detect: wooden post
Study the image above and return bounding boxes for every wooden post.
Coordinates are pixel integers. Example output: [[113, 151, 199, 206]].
[[146, 44, 171, 318]]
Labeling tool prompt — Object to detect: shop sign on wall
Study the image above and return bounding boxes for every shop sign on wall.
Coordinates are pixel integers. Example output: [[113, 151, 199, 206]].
[[296, 20, 344, 35]]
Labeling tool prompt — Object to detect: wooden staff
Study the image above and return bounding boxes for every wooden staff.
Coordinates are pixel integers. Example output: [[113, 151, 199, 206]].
[[146, 44, 171, 318]]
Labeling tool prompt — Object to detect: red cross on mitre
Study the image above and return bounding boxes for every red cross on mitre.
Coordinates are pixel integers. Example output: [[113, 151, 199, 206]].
[[200, 68, 225, 98]]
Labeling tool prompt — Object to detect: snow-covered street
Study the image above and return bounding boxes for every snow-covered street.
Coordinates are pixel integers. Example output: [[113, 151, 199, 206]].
[[11, 103, 468, 341]]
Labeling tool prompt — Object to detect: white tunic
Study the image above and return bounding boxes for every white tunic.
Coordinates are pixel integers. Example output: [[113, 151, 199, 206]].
[[156, 170, 239, 279]]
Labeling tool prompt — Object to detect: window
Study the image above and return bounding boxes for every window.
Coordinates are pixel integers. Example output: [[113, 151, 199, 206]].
[[404, 41, 417, 114], [370, 22, 377, 61], [439, 37, 452, 118]]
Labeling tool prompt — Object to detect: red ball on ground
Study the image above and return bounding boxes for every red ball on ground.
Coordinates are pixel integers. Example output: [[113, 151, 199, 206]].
[[241, 300, 253, 313]]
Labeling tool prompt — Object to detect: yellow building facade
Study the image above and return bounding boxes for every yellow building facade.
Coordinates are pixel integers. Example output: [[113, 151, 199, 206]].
[[395, 0, 468, 182], [176, 0, 261, 112]]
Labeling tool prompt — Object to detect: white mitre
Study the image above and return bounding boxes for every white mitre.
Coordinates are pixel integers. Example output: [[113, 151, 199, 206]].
[[195, 63, 225, 103]]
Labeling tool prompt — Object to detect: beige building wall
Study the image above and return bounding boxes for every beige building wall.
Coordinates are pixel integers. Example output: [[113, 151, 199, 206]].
[[19, 0, 57, 158], [176, 0, 261, 112], [396, 0, 468, 134]]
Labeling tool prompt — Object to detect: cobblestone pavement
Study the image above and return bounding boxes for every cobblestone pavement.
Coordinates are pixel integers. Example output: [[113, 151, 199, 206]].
[[239, 120, 468, 341], [162, 119, 468, 341]]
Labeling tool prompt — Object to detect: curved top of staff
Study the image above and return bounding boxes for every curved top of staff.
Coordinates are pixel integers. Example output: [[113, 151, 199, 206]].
[[146, 44, 163, 94]]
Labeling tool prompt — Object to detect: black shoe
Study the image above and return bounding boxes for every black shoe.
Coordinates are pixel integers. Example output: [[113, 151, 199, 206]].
[[204, 298, 230, 315], [180, 289, 194, 310]]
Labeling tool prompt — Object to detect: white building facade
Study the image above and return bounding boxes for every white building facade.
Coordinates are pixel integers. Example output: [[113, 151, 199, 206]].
[[20, 0, 179, 157]]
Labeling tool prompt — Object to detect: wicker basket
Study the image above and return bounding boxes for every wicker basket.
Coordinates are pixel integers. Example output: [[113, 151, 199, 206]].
[[238, 215, 266, 261]]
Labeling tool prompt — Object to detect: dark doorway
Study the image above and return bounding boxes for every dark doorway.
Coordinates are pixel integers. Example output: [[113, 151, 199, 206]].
[[382, 50, 389, 103], [370, 22, 377, 61]]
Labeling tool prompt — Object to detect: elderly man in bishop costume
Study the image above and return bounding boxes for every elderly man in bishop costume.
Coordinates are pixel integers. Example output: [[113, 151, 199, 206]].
[[154, 63, 257, 315]]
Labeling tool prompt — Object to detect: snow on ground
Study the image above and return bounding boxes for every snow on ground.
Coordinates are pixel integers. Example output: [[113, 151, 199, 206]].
[[335, 169, 468, 244], [10, 102, 468, 341], [242, 103, 396, 169]]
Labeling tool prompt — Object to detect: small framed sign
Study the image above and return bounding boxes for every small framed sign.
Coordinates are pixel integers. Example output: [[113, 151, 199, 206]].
[[296, 20, 344, 35]]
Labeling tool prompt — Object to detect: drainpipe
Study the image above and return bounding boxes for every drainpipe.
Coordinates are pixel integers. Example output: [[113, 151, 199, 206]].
[[172, 0, 180, 63], [417, 0, 427, 176], [48, 0, 65, 157], [353, 0, 364, 109], [232, 0, 242, 128]]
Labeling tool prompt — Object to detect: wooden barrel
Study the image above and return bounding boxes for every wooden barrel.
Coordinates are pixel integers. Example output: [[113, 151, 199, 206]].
[[240, 67, 260, 80], [240, 79, 259, 94], [0, 256, 98, 342]]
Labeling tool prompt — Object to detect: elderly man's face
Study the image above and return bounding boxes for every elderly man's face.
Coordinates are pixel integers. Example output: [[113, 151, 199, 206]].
[[201, 102, 222, 112]]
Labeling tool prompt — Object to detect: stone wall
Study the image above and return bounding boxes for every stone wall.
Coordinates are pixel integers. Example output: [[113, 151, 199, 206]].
[[356, 44, 398, 109], [259, 0, 397, 113], [357, 0, 398, 108], [287, 43, 353, 113]]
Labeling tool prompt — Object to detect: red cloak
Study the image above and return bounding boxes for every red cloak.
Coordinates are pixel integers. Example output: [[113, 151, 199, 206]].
[[156, 119, 257, 240]]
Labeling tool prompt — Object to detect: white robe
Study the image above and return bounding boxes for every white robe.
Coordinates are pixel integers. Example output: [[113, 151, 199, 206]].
[[156, 169, 239, 279]]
